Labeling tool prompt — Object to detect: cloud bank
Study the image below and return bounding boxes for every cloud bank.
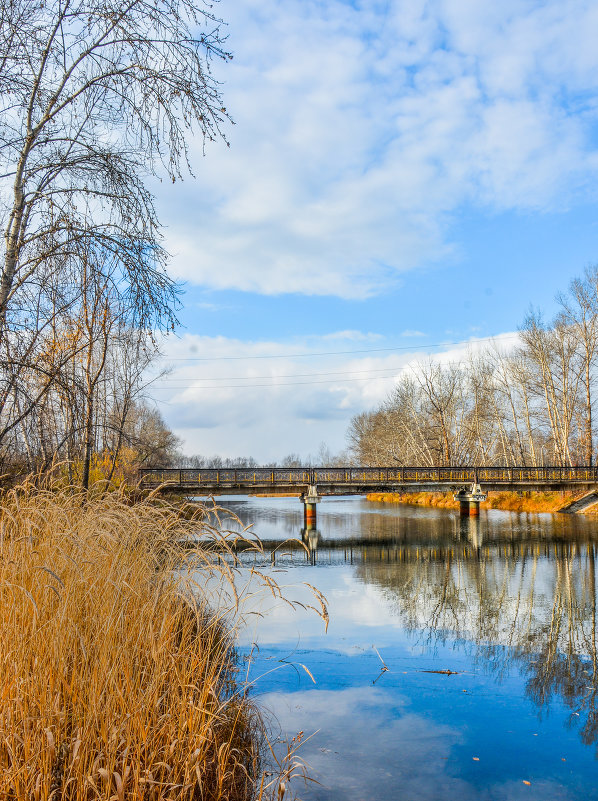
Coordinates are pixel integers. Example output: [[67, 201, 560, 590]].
[[152, 330, 517, 460], [157, 0, 598, 298]]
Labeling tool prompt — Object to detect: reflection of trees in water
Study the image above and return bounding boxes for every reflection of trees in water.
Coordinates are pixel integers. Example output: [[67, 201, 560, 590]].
[[356, 525, 598, 750], [231, 501, 598, 747]]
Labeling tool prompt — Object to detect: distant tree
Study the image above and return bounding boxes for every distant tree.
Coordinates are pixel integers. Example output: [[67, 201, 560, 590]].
[[280, 453, 303, 468], [224, 456, 259, 468], [171, 453, 207, 469], [170, 453, 261, 468], [122, 402, 181, 467], [313, 441, 351, 466]]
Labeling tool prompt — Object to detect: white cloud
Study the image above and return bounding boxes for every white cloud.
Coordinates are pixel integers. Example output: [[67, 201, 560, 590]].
[[151, 330, 518, 460], [155, 0, 598, 298]]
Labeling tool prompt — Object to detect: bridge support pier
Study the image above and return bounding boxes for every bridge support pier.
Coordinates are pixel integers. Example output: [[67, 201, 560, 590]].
[[454, 483, 487, 517], [301, 485, 320, 529]]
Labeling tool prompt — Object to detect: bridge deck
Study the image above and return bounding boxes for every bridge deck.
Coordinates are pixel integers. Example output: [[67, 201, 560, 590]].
[[139, 466, 598, 494]]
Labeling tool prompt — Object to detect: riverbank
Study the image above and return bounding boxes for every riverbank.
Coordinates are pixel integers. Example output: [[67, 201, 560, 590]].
[[250, 492, 300, 497], [367, 490, 594, 513], [0, 482, 269, 800]]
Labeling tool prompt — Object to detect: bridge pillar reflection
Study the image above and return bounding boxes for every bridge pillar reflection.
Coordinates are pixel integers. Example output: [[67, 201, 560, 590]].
[[459, 515, 482, 549], [301, 485, 320, 529], [301, 527, 320, 564]]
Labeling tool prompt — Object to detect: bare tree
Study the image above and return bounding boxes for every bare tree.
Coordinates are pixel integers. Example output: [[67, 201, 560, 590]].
[[347, 300, 593, 469], [415, 360, 471, 465], [557, 266, 598, 466], [520, 310, 582, 465], [0, 1, 232, 477], [0, 1, 231, 343]]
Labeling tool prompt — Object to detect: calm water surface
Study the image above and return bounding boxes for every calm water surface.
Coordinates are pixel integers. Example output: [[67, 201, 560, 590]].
[[206, 496, 598, 801]]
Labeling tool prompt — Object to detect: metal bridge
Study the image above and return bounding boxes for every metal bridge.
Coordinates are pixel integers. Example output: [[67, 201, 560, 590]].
[[139, 466, 598, 495]]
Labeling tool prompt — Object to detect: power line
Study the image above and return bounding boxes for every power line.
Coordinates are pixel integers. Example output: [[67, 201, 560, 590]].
[[150, 352, 493, 390], [150, 338, 515, 388], [158, 333, 519, 362], [151, 373, 404, 389], [153, 366, 407, 383]]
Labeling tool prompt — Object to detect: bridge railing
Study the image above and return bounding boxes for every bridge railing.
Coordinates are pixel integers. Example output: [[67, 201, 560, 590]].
[[139, 466, 598, 487]]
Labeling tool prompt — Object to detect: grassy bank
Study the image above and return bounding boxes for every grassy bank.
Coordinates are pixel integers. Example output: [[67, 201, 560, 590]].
[[367, 490, 585, 513], [0, 483, 275, 800]]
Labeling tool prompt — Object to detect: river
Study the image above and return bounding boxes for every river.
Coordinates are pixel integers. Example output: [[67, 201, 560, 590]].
[[203, 495, 598, 800]]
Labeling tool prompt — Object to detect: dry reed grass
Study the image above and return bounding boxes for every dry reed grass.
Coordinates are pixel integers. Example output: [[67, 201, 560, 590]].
[[0, 481, 309, 800], [482, 490, 572, 512], [367, 491, 459, 509], [367, 490, 581, 513]]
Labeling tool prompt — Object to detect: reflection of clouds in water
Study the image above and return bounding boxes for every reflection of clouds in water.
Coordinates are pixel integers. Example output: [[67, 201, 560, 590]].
[[261, 686, 473, 801], [236, 566, 405, 650], [261, 686, 579, 801], [204, 497, 598, 800], [192, 496, 598, 765]]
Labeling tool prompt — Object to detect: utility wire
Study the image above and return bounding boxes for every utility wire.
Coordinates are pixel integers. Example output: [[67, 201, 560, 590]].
[[151, 353, 500, 389], [153, 366, 407, 383], [159, 333, 518, 362], [151, 373, 413, 390]]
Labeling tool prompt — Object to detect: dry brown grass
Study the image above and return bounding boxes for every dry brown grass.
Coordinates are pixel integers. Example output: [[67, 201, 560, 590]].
[[367, 491, 459, 509], [0, 481, 298, 800], [482, 491, 571, 512], [367, 490, 580, 513]]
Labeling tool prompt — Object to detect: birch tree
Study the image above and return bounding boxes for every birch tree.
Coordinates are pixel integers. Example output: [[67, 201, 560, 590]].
[[0, 0, 230, 343], [520, 311, 581, 465], [557, 267, 598, 466]]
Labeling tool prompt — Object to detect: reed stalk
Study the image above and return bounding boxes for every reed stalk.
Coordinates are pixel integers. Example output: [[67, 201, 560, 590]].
[[0, 481, 288, 800]]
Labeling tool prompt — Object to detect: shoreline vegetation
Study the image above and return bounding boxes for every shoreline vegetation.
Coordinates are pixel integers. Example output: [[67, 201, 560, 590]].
[[0, 481, 304, 800], [366, 490, 596, 514], [241, 490, 593, 514]]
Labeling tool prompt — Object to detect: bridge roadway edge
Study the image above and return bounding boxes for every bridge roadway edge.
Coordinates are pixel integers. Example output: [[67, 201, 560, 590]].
[[140, 465, 598, 496]]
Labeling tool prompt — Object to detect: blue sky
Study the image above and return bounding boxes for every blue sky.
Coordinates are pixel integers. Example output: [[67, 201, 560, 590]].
[[151, 0, 598, 461]]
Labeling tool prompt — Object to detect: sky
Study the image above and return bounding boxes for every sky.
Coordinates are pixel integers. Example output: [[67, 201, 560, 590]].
[[150, 0, 598, 462]]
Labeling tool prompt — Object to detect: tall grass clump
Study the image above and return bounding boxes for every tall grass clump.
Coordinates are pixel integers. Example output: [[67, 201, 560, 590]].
[[0, 481, 268, 800]]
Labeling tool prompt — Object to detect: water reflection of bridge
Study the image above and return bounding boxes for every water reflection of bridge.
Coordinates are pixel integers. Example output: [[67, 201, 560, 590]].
[[242, 519, 598, 566]]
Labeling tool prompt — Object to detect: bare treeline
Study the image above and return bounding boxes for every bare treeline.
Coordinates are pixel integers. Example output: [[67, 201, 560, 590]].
[[0, 0, 230, 483], [172, 443, 350, 470], [348, 268, 598, 467]]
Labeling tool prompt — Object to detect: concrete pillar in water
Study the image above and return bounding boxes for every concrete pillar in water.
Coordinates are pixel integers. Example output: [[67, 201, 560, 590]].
[[301, 485, 321, 529], [305, 500, 317, 527], [454, 483, 487, 517]]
